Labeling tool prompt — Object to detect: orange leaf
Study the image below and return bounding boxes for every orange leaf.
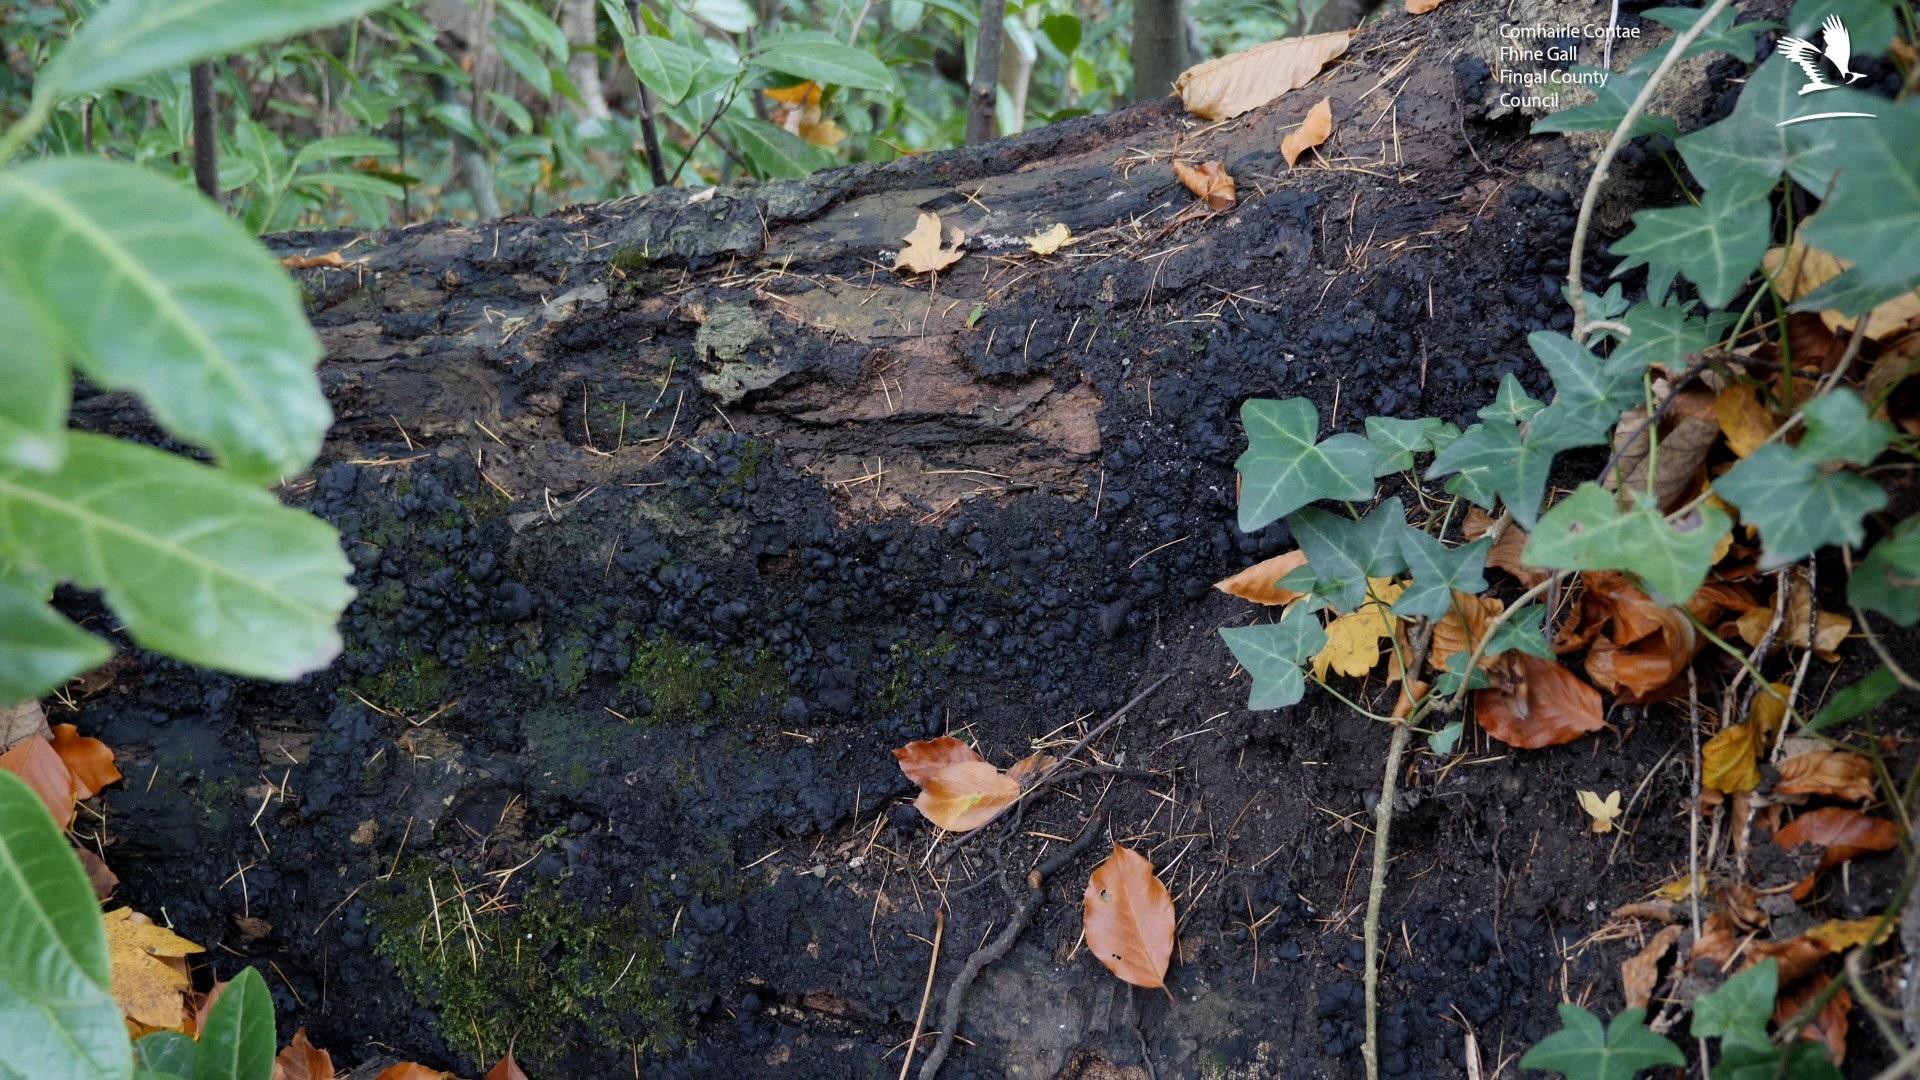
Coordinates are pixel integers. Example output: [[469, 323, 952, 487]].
[[278, 252, 348, 270], [1428, 591, 1505, 673], [1407, 0, 1453, 11], [1171, 160, 1236, 212], [373, 1066, 452, 1080], [1082, 844, 1175, 988], [1775, 807, 1901, 872], [1213, 549, 1310, 605], [1715, 382, 1778, 458], [1173, 32, 1350, 120], [1005, 752, 1055, 785], [1776, 750, 1876, 804], [1621, 924, 1682, 1009], [1475, 654, 1605, 749], [1281, 98, 1333, 168], [0, 734, 77, 829], [893, 736, 985, 786], [51, 723, 121, 799], [483, 1053, 531, 1080], [1774, 975, 1851, 1066], [1580, 573, 1697, 701], [274, 1028, 336, 1080], [913, 761, 1019, 832], [764, 81, 820, 107], [1803, 916, 1896, 952]]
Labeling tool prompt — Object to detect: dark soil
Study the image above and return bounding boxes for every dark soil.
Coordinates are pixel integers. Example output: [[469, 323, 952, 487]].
[[59, 0, 1917, 1076]]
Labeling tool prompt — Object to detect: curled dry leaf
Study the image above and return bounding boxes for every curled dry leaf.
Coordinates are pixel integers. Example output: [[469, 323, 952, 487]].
[[1172, 160, 1236, 212], [914, 761, 1020, 832], [77, 846, 118, 901], [1776, 750, 1876, 804], [1428, 591, 1505, 673], [1174, 32, 1351, 120], [1281, 98, 1334, 168], [278, 251, 348, 270], [1465, 508, 1549, 586], [1214, 549, 1310, 605], [1577, 789, 1623, 833], [483, 1052, 532, 1080], [1005, 751, 1056, 785], [274, 1028, 335, 1080], [50, 722, 120, 799], [893, 212, 964, 275], [1578, 572, 1699, 702], [1702, 721, 1765, 794], [1475, 654, 1605, 749], [1773, 975, 1851, 1066], [1715, 382, 1777, 458], [1803, 915, 1896, 952], [1610, 394, 1720, 510], [104, 907, 203, 1031], [1765, 238, 1920, 340], [0, 733, 77, 828], [1082, 844, 1175, 988], [893, 735, 984, 786], [1775, 806, 1901, 875], [1027, 223, 1073, 255], [1620, 924, 1683, 1009]]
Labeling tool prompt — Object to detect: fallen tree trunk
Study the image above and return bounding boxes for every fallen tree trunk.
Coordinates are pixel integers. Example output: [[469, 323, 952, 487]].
[[73, 5, 1767, 1077]]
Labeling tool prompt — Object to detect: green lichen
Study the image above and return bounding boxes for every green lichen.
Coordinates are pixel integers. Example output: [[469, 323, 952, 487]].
[[368, 860, 680, 1068]]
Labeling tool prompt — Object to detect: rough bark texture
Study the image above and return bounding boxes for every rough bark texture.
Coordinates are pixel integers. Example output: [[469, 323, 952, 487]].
[[73, 2, 1912, 1078]]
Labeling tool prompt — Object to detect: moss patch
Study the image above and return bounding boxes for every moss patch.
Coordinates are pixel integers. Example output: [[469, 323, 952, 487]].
[[621, 636, 784, 721], [368, 860, 680, 1067], [349, 651, 453, 714]]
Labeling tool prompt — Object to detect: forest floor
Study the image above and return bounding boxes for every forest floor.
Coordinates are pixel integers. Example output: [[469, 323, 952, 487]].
[[62, 0, 1917, 1076]]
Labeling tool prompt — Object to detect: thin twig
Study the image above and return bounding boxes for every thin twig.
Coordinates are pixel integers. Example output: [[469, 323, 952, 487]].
[[1363, 620, 1435, 1080], [899, 908, 945, 1080]]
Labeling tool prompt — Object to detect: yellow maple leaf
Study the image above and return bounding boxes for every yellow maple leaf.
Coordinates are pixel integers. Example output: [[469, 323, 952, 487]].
[[893, 212, 964, 275], [104, 907, 203, 1031], [1027, 223, 1073, 256], [1804, 915, 1897, 952], [1576, 789, 1622, 833], [1653, 874, 1702, 901], [1309, 579, 1405, 679]]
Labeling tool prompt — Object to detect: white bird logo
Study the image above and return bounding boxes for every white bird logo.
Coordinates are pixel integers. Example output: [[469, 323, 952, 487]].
[[1778, 15, 1867, 94]]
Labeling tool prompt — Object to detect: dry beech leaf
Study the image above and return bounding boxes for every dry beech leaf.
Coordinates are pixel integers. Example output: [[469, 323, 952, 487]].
[[1281, 97, 1334, 167], [914, 761, 1020, 832], [893, 735, 984, 786], [1174, 32, 1351, 120], [1577, 789, 1622, 834], [1620, 924, 1682, 1009], [1775, 807, 1901, 874], [1715, 382, 1777, 458], [77, 847, 118, 901], [1765, 239, 1920, 340], [1579, 572, 1698, 702], [1804, 916, 1896, 953], [1406, 0, 1453, 11], [1610, 399, 1720, 510], [1776, 750, 1876, 804], [1311, 580, 1404, 679], [1734, 574, 1849, 661], [1027, 223, 1073, 255], [1005, 751, 1056, 785], [483, 1053, 531, 1080], [1748, 932, 1840, 984], [893, 212, 964, 275], [1703, 722, 1764, 794], [104, 907, 203, 1031], [0, 700, 51, 750], [1082, 844, 1175, 989], [0, 734, 77, 829], [1172, 160, 1236, 212], [766, 81, 847, 147], [51, 722, 120, 799], [1214, 549, 1310, 605], [1773, 974, 1852, 1066], [1428, 591, 1506, 673], [278, 252, 348, 270], [1464, 509, 1549, 586], [373, 1066, 452, 1080], [273, 1028, 336, 1080], [1476, 654, 1606, 749]]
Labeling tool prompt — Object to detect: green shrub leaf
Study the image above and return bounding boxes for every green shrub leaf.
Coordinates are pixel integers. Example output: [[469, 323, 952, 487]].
[[1521, 1004, 1683, 1080], [1691, 958, 1777, 1038], [1610, 301, 1732, 372], [0, 432, 353, 681], [722, 116, 836, 179], [40, 0, 395, 99], [1234, 398, 1376, 531], [1610, 183, 1771, 309], [1529, 330, 1648, 445], [0, 770, 131, 1080], [1392, 530, 1489, 620], [621, 28, 705, 105], [0, 275, 68, 472], [1795, 98, 1920, 315], [1289, 499, 1407, 611], [1675, 57, 1862, 196], [135, 1032, 199, 1075], [1714, 393, 1891, 570], [1850, 520, 1920, 627], [1221, 607, 1326, 710], [193, 967, 274, 1080], [0, 159, 330, 484], [1524, 484, 1729, 602], [1808, 667, 1901, 734], [752, 32, 894, 91], [0, 577, 111, 705]]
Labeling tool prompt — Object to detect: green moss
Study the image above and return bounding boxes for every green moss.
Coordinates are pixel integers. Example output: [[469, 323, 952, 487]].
[[621, 636, 783, 721], [607, 245, 653, 275], [716, 438, 771, 496], [870, 632, 959, 714], [349, 652, 453, 714], [368, 860, 680, 1068]]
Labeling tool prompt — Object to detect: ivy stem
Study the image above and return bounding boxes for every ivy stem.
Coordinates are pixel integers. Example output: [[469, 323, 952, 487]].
[[1361, 619, 1433, 1080]]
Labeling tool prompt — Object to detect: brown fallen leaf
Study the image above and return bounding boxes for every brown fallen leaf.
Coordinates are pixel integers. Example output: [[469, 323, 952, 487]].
[[104, 907, 204, 1031], [0, 734, 77, 829], [1774, 975, 1852, 1066], [1004, 751, 1056, 785], [1734, 572, 1849, 661], [1776, 750, 1876, 804], [77, 846, 119, 901], [1428, 591, 1506, 673], [278, 252, 349, 270], [1281, 98, 1334, 167], [1475, 654, 1606, 749], [1775, 806, 1901, 874], [893, 735, 984, 786], [914, 761, 1020, 832], [1610, 394, 1720, 510], [1406, 0, 1454, 11], [1172, 160, 1236, 212], [893, 212, 964, 275], [1026, 223, 1073, 255], [1082, 844, 1175, 988], [1214, 549, 1311, 605], [1765, 238, 1920, 340], [1621, 924, 1683, 1009], [483, 1052, 532, 1080], [0, 700, 51, 750], [50, 723, 121, 799], [1579, 572, 1698, 702], [1463, 508, 1550, 586], [373, 1066, 453, 1080], [1174, 32, 1351, 120], [273, 1028, 335, 1080]]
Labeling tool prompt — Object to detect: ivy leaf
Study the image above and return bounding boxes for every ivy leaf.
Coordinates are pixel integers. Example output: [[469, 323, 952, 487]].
[[1798, 390, 1892, 466], [1633, 6, 1774, 68], [1610, 183, 1772, 309], [1690, 959, 1777, 1038], [1485, 605, 1556, 660], [1220, 606, 1327, 710], [1524, 484, 1730, 602], [1849, 520, 1920, 627], [1427, 720, 1464, 755], [1533, 69, 1680, 140], [1365, 416, 1454, 475], [1530, 330, 1647, 446], [0, 433, 354, 682], [1610, 301, 1733, 372], [1717, 447, 1885, 569], [1785, 0, 1898, 55], [0, 159, 329, 484], [193, 967, 274, 1080], [1477, 374, 1544, 425], [1808, 667, 1901, 734], [1234, 398, 1376, 531], [1795, 98, 1920, 315], [1521, 1005, 1684, 1080], [1289, 498, 1407, 611], [1675, 57, 1863, 196], [1426, 420, 1566, 527], [1392, 530, 1490, 620], [0, 577, 111, 705]]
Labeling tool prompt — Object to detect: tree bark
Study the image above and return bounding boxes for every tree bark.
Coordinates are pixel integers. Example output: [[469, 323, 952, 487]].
[[1130, 0, 1189, 101], [189, 62, 219, 201], [965, 0, 1007, 144]]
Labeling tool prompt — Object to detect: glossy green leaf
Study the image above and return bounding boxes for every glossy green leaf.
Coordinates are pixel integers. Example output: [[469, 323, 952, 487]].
[[135, 1032, 198, 1075], [1675, 56, 1867, 196], [753, 33, 894, 91], [1221, 606, 1326, 710], [1426, 420, 1568, 527], [1289, 498, 1407, 611], [601, 0, 705, 106], [1521, 1005, 1683, 1080], [0, 159, 329, 484], [1040, 12, 1082, 54], [290, 134, 399, 170], [1717, 445, 1884, 569], [1532, 70, 1679, 140], [1795, 98, 1920, 315], [1610, 301, 1731, 372], [0, 577, 111, 705], [1610, 183, 1771, 309], [1364, 417, 1451, 475], [1690, 959, 1776, 1038], [1392, 530, 1489, 620], [1234, 398, 1376, 531], [193, 967, 274, 1080], [1477, 374, 1543, 425], [0, 432, 353, 681], [41, 0, 394, 98], [1529, 330, 1646, 445], [1850, 519, 1920, 626], [0, 273, 68, 472], [1525, 484, 1728, 602], [723, 116, 835, 179], [1807, 667, 1901, 734], [0, 770, 131, 1080]]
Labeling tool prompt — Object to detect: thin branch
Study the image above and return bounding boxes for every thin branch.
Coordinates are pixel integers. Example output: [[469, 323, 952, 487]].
[[189, 62, 220, 202], [965, 0, 1007, 145]]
